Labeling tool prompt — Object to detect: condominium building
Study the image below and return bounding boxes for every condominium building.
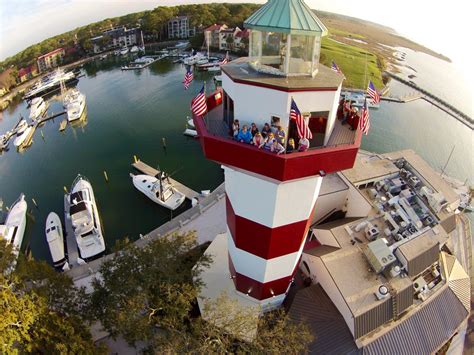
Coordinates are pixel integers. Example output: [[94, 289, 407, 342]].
[[168, 16, 195, 39], [36, 48, 65, 73]]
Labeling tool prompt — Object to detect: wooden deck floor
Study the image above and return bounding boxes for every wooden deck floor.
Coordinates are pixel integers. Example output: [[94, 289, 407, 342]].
[[63, 194, 80, 267], [326, 119, 356, 146]]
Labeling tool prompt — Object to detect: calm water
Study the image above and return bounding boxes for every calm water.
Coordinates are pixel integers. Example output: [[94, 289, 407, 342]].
[[0, 51, 472, 264]]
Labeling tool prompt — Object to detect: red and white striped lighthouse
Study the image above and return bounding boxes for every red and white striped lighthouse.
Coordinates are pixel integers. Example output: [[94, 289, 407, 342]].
[[194, 0, 361, 311]]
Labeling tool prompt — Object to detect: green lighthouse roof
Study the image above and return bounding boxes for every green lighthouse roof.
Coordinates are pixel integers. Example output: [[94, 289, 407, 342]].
[[244, 0, 328, 36]]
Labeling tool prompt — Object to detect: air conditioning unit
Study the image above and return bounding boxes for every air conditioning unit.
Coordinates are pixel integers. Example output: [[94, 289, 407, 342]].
[[413, 276, 427, 293], [390, 265, 401, 278], [375, 285, 390, 300]]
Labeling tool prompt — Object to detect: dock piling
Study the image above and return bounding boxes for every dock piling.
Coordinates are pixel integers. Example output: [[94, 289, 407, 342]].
[[63, 186, 68, 194], [133, 155, 138, 163], [103, 171, 109, 182], [32, 198, 38, 208], [162, 137, 167, 149]]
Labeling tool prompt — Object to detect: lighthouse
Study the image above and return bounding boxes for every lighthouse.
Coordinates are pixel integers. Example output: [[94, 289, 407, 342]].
[[193, 0, 362, 315]]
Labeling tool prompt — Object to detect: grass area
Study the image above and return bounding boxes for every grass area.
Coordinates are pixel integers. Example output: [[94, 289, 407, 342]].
[[327, 27, 366, 40], [320, 37, 384, 89]]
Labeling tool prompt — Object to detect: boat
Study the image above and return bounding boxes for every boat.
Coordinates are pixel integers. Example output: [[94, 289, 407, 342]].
[[187, 116, 195, 128], [45, 212, 67, 269], [130, 173, 186, 210], [183, 128, 198, 137], [120, 47, 129, 55], [340, 90, 380, 109], [207, 66, 221, 73], [29, 97, 48, 120], [14, 123, 33, 148], [24, 69, 77, 100], [130, 45, 139, 53], [68, 175, 105, 260], [213, 75, 222, 83], [183, 52, 207, 65], [66, 90, 86, 122], [0, 194, 27, 260], [16, 119, 28, 134], [99, 54, 107, 60], [121, 56, 157, 70], [175, 41, 189, 49]]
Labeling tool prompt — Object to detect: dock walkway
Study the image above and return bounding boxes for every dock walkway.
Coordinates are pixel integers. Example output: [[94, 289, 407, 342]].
[[132, 159, 200, 200], [63, 194, 80, 267]]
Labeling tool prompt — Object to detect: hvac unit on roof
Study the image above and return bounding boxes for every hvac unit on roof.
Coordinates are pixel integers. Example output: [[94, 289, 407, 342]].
[[413, 276, 427, 293], [389, 265, 401, 278], [408, 176, 420, 187], [375, 285, 390, 300]]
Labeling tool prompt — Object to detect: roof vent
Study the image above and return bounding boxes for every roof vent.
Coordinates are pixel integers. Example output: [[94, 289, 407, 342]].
[[375, 285, 390, 300]]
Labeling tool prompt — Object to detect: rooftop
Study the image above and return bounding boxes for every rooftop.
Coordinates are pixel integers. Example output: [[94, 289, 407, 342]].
[[222, 57, 343, 91], [244, 0, 328, 36], [37, 47, 64, 60]]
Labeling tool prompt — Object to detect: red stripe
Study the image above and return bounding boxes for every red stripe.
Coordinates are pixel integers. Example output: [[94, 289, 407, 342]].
[[228, 254, 293, 300], [226, 196, 309, 259]]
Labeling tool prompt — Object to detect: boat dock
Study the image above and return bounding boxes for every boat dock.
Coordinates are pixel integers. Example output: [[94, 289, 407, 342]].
[[63, 193, 80, 267], [131, 158, 200, 200]]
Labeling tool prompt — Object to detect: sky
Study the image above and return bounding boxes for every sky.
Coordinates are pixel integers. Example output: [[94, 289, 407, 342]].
[[0, 0, 472, 75]]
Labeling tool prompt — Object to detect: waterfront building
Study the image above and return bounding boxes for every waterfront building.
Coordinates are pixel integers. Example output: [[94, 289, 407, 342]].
[[233, 29, 250, 51], [203, 24, 228, 49], [168, 16, 195, 39], [18, 65, 38, 83], [36, 48, 65, 73], [91, 26, 141, 53], [193, 0, 470, 352]]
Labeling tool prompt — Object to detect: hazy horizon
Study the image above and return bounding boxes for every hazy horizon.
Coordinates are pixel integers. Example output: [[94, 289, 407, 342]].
[[0, 0, 472, 84]]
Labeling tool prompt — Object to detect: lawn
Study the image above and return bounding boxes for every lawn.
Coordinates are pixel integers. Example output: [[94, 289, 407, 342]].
[[320, 34, 384, 90]]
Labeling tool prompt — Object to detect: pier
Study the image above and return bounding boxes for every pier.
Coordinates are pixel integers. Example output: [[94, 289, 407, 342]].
[[131, 158, 200, 200], [63, 194, 80, 267], [384, 72, 473, 129]]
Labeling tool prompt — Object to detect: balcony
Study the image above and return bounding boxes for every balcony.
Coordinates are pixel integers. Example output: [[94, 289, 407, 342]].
[[194, 93, 361, 182]]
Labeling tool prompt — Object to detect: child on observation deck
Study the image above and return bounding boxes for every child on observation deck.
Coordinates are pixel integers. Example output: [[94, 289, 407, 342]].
[[236, 125, 253, 144], [271, 139, 285, 155], [286, 138, 296, 153], [250, 123, 259, 137], [232, 119, 240, 138], [252, 132, 266, 148], [263, 133, 275, 150], [275, 126, 286, 145], [261, 123, 272, 138], [298, 137, 310, 152]]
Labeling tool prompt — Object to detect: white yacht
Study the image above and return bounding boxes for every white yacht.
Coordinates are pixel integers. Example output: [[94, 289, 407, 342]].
[[29, 97, 48, 120], [130, 173, 186, 210], [45, 212, 67, 269], [120, 47, 129, 55], [183, 52, 207, 65], [0, 194, 27, 259], [66, 91, 86, 122], [130, 45, 139, 53], [14, 122, 33, 148], [24, 69, 76, 100], [69, 175, 105, 260]]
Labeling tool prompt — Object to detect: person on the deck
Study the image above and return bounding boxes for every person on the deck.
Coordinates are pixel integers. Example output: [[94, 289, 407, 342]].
[[236, 125, 252, 144], [252, 132, 266, 148], [349, 107, 360, 131], [298, 137, 310, 151], [341, 99, 351, 125], [261, 123, 272, 138], [232, 119, 240, 138], [250, 123, 259, 137], [286, 138, 296, 153], [271, 139, 285, 154], [263, 132, 275, 150], [275, 126, 286, 145]]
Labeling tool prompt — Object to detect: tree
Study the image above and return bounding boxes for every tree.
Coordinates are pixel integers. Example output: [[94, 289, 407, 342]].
[[0, 239, 105, 354], [226, 35, 234, 51]]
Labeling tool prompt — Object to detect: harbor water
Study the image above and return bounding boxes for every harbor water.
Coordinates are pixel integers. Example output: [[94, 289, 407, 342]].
[[0, 51, 472, 264]]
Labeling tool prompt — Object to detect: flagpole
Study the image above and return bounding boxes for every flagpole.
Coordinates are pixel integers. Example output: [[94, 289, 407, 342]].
[[204, 81, 208, 126]]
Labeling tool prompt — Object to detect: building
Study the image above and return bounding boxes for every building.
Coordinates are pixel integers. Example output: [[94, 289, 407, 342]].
[[203, 24, 228, 49], [168, 16, 195, 39], [290, 149, 469, 353], [193, 0, 352, 335], [18, 65, 38, 83], [233, 29, 250, 51], [36, 48, 65, 73], [192, 0, 471, 352], [91, 26, 141, 53], [218, 27, 241, 51]]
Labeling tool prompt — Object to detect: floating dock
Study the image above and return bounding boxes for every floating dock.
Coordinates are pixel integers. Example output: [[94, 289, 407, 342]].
[[132, 158, 200, 200], [63, 194, 80, 267]]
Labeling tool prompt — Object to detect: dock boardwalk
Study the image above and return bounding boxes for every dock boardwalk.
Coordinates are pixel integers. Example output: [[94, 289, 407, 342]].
[[132, 159, 200, 200], [63, 194, 80, 267]]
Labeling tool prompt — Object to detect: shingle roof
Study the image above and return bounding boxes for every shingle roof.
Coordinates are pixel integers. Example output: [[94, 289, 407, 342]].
[[244, 0, 327, 36]]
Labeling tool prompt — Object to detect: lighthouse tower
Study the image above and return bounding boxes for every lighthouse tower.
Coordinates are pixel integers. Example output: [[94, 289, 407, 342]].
[[193, 0, 362, 314]]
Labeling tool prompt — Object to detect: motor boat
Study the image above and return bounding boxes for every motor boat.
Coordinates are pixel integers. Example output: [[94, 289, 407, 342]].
[[130, 173, 186, 211], [66, 90, 86, 122], [130, 45, 139, 53], [68, 175, 105, 260], [183, 128, 198, 137], [29, 97, 48, 120], [207, 66, 221, 72], [0, 193, 27, 260], [187, 116, 195, 128], [14, 123, 33, 148], [24, 69, 77, 100], [183, 52, 207, 65], [340, 91, 380, 109], [16, 119, 28, 134], [45, 212, 67, 269], [120, 47, 129, 55]]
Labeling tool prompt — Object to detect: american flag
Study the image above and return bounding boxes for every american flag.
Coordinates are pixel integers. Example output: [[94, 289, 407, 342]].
[[191, 86, 207, 116], [290, 98, 312, 140], [331, 61, 343, 75], [367, 81, 380, 104], [183, 67, 193, 90], [220, 52, 229, 65], [359, 99, 370, 135]]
